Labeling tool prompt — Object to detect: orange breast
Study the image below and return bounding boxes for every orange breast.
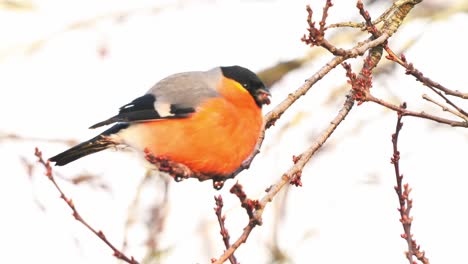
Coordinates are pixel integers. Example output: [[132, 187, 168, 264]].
[[129, 78, 263, 176]]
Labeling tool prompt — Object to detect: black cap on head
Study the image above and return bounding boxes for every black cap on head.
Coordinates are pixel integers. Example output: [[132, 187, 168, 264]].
[[221, 65, 270, 107]]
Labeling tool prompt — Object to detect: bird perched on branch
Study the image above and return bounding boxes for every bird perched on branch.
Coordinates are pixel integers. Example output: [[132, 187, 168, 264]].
[[49, 66, 270, 179]]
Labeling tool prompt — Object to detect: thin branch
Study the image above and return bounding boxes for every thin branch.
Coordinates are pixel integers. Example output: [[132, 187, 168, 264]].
[[230, 183, 260, 223], [385, 47, 468, 120], [302, 2, 357, 56], [423, 84, 468, 119], [326, 21, 367, 30], [354, 2, 467, 127], [319, 0, 333, 32], [326, 0, 409, 30], [385, 47, 468, 100], [357, 0, 379, 35], [390, 110, 429, 264], [214, 195, 238, 264], [367, 94, 468, 127], [265, 35, 386, 123], [422, 94, 468, 121], [34, 148, 139, 264]]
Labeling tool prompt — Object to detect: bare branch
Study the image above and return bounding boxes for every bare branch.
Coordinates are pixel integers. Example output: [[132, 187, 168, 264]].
[[390, 110, 429, 264], [367, 94, 468, 127], [326, 0, 411, 30], [422, 94, 468, 121], [34, 148, 139, 264], [385, 47, 468, 100], [214, 195, 238, 264]]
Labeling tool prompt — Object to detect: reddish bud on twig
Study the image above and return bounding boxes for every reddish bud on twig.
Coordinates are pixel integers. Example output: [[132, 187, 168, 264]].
[[290, 171, 303, 187], [389, 116, 429, 264]]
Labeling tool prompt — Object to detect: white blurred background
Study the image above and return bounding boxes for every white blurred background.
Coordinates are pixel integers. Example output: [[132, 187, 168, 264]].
[[1, 0, 467, 263]]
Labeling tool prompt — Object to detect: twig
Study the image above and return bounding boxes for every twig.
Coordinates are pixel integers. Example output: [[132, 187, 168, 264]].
[[390, 109, 429, 264], [424, 86, 468, 119], [385, 47, 468, 100], [357, 1, 379, 35], [214, 195, 238, 264], [326, 0, 408, 30], [366, 94, 468, 127], [422, 94, 468, 121], [302, 2, 353, 56], [326, 21, 367, 30], [354, 2, 467, 127], [319, 0, 333, 32], [34, 148, 139, 264], [385, 47, 468, 119], [230, 183, 260, 223]]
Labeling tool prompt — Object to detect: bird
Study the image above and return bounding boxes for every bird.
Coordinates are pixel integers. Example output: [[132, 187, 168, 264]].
[[49, 65, 271, 178]]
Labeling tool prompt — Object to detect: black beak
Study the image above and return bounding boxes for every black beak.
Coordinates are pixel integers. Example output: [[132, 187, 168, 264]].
[[255, 88, 271, 105]]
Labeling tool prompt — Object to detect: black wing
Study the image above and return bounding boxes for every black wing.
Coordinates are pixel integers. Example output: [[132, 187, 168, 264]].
[[89, 94, 195, 129]]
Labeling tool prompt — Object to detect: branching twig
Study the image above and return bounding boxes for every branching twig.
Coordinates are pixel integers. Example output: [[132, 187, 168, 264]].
[[367, 94, 468, 127], [34, 148, 139, 264], [214, 196, 238, 264], [386, 47, 468, 100], [356, 0, 380, 36], [390, 109, 429, 264], [353, 2, 468, 127], [422, 94, 468, 121], [302, 1, 354, 56], [385, 47, 468, 122], [326, 0, 410, 30], [230, 183, 261, 224]]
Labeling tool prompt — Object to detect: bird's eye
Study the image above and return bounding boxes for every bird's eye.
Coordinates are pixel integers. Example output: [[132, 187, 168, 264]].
[[242, 83, 248, 88]]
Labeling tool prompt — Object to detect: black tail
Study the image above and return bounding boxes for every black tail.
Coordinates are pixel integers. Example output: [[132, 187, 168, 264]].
[[49, 123, 129, 166]]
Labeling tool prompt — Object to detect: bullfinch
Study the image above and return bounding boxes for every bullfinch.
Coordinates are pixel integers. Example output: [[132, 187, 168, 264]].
[[49, 66, 271, 177]]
